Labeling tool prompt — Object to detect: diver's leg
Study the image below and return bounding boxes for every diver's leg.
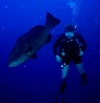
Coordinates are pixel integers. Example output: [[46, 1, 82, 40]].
[[56, 64, 70, 100], [60, 64, 70, 92], [61, 64, 70, 78], [75, 63, 88, 85], [75, 62, 84, 75]]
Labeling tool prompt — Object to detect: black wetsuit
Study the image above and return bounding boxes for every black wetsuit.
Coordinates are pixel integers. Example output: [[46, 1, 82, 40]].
[[53, 32, 87, 65]]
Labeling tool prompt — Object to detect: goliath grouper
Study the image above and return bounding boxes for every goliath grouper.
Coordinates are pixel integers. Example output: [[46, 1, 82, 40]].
[[8, 12, 60, 67]]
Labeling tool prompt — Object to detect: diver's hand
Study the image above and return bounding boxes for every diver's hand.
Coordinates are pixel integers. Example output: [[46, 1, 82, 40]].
[[56, 55, 62, 62], [79, 50, 84, 56]]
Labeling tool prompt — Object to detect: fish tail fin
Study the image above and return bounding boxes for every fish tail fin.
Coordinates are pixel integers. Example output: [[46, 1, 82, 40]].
[[45, 12, 60, 29]]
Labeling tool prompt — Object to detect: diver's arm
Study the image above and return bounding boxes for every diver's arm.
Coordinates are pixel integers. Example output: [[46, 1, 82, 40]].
[[53, 36, 62, 55], [77, 34, 87, 52]]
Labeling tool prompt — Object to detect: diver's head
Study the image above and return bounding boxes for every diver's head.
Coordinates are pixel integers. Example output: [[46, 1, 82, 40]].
[[64, 24, 75, 39]]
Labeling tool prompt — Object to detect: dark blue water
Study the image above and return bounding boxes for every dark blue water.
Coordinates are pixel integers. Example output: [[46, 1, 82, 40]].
[[0, 0, 100, 103]]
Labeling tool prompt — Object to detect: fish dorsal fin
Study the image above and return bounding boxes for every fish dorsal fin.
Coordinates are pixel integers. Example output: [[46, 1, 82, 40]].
[[16, 35, 24, 43], [16, 25, 44, 43], [30, 25, 44, 32]]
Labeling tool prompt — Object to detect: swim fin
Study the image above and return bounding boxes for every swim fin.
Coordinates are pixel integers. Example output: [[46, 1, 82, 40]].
[[80, 72, 88, 86], [55, 78, 66, 103]]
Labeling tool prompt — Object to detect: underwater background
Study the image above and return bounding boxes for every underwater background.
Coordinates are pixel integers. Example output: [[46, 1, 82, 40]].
[[0, 0, 100, 103]]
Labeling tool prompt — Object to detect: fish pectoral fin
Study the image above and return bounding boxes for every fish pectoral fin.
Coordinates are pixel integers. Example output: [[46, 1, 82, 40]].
[[45, 34, 52, 44], [31, 54, 37, 59]]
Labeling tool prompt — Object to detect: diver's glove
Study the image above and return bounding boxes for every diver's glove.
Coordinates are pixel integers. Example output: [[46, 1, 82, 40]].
[[56, 55, 62, 62], [79, 49, 84, 56], [80, 72, 88, 86]]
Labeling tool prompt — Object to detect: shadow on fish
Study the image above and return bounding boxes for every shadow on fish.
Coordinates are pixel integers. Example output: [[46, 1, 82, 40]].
[[8, 12, 60, 67]]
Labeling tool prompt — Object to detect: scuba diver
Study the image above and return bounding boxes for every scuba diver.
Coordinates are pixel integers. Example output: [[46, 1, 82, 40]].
[[53, 24, 88, 103]]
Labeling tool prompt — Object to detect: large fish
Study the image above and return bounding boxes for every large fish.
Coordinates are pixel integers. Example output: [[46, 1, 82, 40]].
[[8, 12, 60, 67]]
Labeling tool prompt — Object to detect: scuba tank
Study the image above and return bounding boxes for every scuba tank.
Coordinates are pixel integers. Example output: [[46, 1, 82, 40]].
[[74, 25, 81, 35], [74, 25, 83, 52], [53, 34, 61, 43]]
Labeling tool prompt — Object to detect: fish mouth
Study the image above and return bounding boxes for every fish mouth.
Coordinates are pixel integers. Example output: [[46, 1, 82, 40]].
[[8, 61, 19, 68], [8, 63, 16, 68]]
